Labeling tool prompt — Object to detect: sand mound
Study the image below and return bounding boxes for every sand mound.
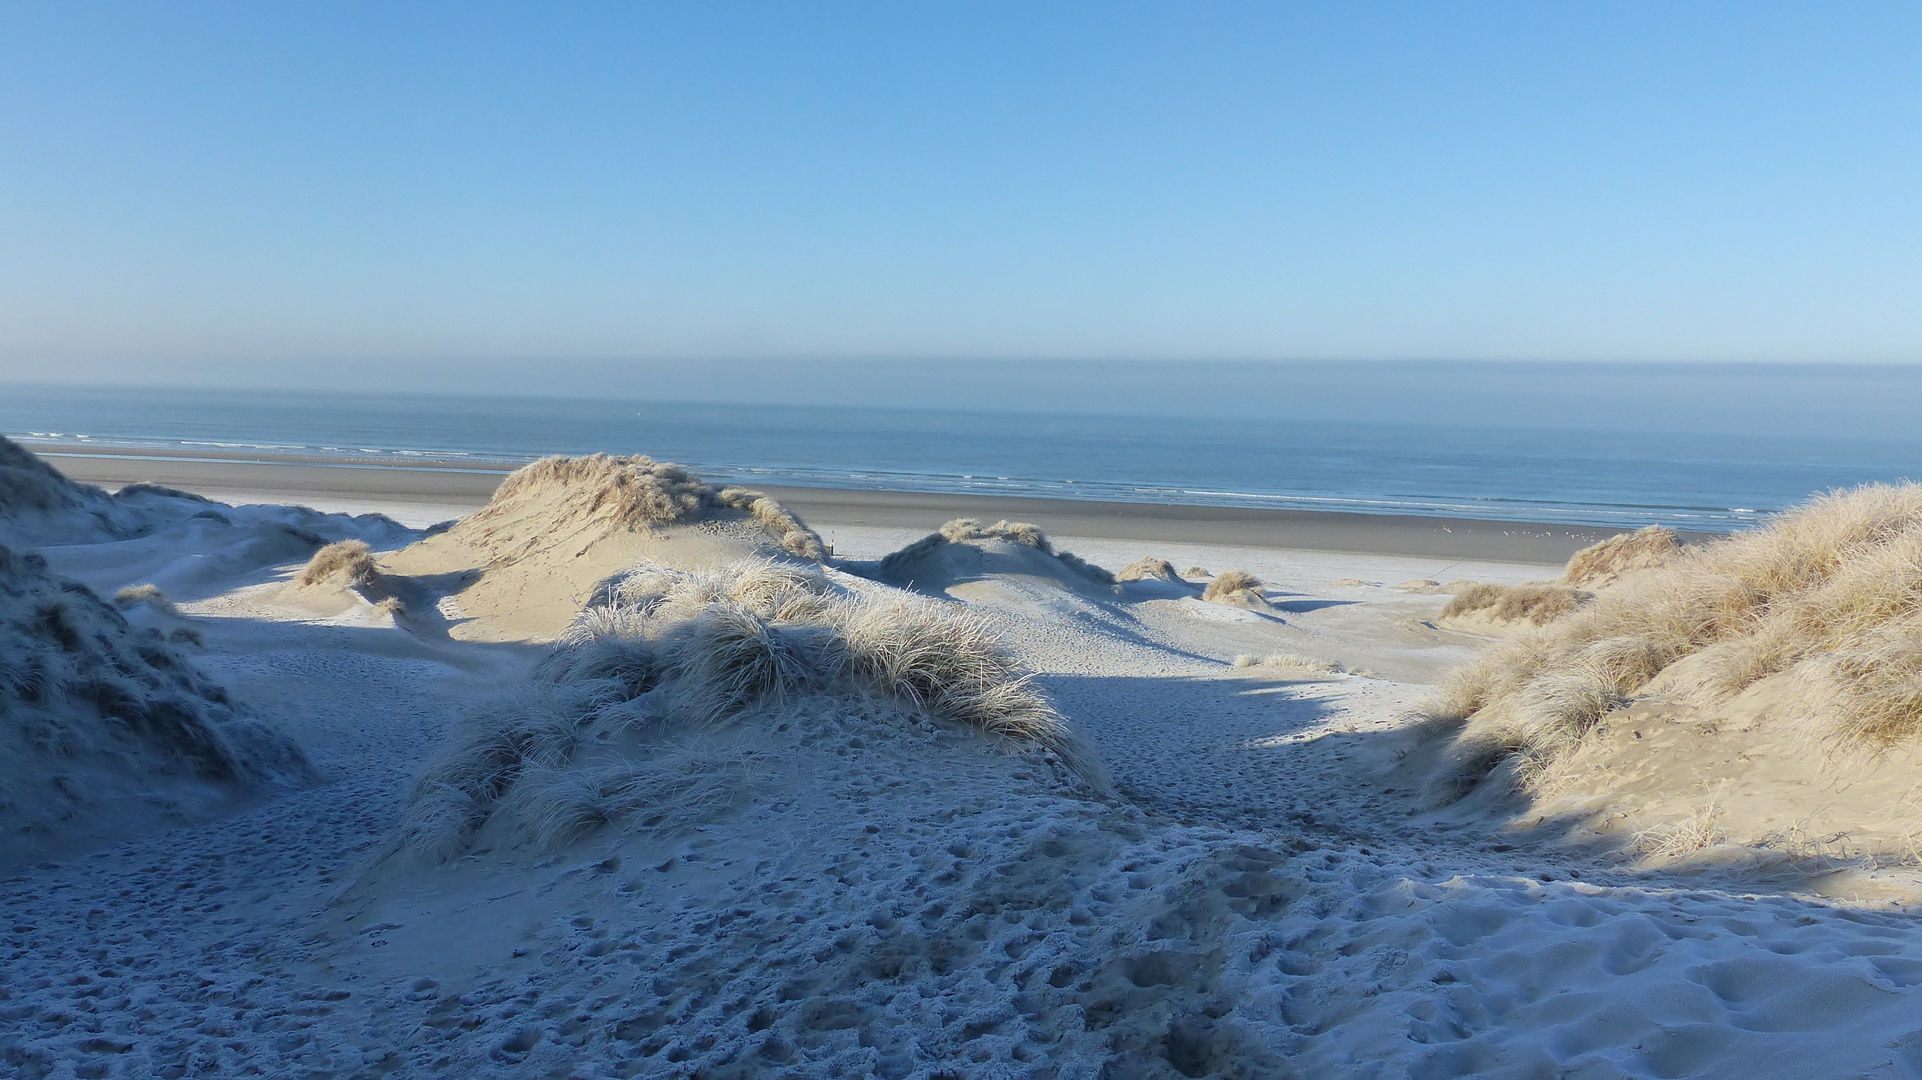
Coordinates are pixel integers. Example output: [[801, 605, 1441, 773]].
[[1562, 524, 1681, 587], [1113, 556, 1202, 601], [377, 454, 826, 641], [487, 454, 824, 559], [298, 538, 382, 589], [872, 518, 1115, 596], [1201, 568, 1273, 612], [0, 543, 314, 863], [113, 583, 179, 617], [395, 559, 1096, 860], [280, 539, 409, 620], [1418, 484, 1922, 857], [1115, 556, 1182, 583]]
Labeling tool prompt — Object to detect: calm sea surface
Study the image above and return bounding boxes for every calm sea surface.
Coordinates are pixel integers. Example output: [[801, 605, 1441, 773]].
[[4, 380, 1920, 530]]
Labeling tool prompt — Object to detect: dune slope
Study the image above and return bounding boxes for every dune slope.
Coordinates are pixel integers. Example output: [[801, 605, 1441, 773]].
[[1420, 483, 1922, 865], [0, 543, 314, 864], [871, 518, 1116, 606], [379, 454, 826, 641]]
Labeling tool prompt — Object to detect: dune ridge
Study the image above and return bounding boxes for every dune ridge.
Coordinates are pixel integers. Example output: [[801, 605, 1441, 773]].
[[0, 435, 415, 562], [479, 454, 825, 560], [875, 517, 1115, 590], [1422, 483, 1922, 805], [0, 435, 103, 515], [376, 454, 830, 640], [398, 558, 1093, 860]]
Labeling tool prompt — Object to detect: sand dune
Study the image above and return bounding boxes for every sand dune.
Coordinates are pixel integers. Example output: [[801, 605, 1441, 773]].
[[869, 517, 1117, 603], [378, 454, 826, 641], [1417, 484, 1922, 879], [11, 442, 1922, 1078], [391, 557, 1095, 863]]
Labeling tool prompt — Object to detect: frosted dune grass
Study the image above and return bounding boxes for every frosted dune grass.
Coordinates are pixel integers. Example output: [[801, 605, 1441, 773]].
[[0, 435, 93, 513], [938, 518, 1047, 548], [1423, 483, 1922, 802], [399, 558, 1096, 859], [293, 538, 411, 617], [0, 543, 312, 849]]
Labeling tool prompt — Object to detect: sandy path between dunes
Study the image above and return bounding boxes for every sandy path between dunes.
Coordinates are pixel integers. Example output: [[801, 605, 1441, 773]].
[[9, 505, 1922, 1078]]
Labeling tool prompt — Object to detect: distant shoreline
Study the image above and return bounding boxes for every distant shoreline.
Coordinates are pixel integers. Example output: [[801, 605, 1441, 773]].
[[28, 442, 1721, 564]]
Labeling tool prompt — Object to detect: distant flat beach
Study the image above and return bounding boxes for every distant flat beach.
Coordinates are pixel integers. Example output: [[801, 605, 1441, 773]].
[[29, 442, 1709, 563]]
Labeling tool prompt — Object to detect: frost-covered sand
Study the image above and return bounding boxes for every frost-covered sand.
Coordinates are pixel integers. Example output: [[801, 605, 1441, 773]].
[[9, 469, 1922, 1080]]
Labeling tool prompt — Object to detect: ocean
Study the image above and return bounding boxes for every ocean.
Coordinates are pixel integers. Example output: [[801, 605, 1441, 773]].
[[4, 368, 1921, 530]]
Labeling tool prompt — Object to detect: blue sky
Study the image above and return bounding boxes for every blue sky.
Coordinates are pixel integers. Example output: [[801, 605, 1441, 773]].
[[1, 2, 1917, 378]]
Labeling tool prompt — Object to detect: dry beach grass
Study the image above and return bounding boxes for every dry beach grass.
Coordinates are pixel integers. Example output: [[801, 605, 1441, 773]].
[[480, 453, 826, 560], [1201, 567, 1266, 607], [1423, 483, 1922, 801], [1114, 556, 1182, 583], [1439, 580, 1592, 626], [399, 558, 1093, 859]]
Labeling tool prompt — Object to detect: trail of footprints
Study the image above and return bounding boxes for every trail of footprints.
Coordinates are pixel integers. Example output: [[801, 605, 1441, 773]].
[[9, 631, 1922, 1077]]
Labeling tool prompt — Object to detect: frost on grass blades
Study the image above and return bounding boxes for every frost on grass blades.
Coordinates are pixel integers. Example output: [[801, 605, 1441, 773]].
[[397, 558, 1098, 860], [0, 543, 313, 861]]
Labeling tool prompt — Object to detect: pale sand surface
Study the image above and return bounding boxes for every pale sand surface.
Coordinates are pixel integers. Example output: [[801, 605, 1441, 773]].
[[8, 463, 1922, 1079]]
